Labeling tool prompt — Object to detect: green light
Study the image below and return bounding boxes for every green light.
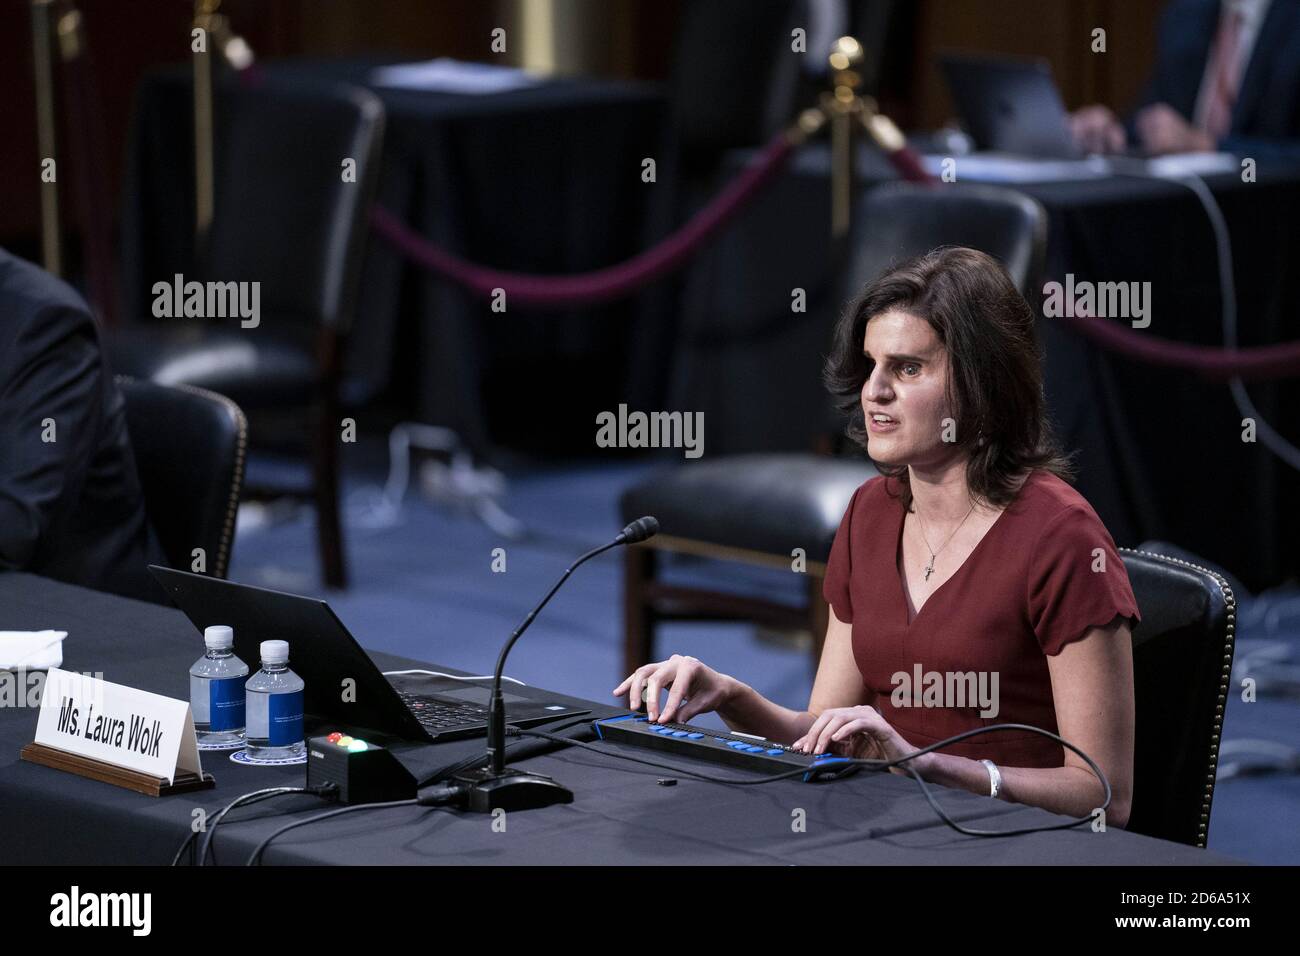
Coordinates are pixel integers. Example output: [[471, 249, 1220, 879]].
[[347, 740, 368, 752]]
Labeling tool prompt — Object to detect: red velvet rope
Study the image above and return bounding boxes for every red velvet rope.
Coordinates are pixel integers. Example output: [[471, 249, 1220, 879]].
[[370, 130, 800, 308], [370, 136, 937, 307], [1058, 308, 1300, 382], [884, 144, 936, 185], [370, 120, 1299, 380]]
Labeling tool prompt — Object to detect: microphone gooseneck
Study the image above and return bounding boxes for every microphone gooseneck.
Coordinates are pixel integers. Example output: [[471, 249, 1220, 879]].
[[486, 516, 658, 774]]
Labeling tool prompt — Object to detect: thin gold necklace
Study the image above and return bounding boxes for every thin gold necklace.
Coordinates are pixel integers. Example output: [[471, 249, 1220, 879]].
[[913, 500, 977, 581]]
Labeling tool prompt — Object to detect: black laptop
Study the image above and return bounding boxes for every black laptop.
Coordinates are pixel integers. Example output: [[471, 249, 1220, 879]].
[[149, 566, 589, 742], [939, 53, 1084, 159]]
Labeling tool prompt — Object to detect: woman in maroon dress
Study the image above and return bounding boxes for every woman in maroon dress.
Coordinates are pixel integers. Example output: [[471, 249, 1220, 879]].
[[614, 247, 1139, 828]]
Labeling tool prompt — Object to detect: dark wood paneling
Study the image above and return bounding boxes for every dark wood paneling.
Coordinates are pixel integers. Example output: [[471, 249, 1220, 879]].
[[911, 0, 1164, 130]]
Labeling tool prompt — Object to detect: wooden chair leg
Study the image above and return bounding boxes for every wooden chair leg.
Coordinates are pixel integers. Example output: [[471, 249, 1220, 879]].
[[807, 575, 829, 673], [623, 544, 657, 676], [312, 403, 347, 590]]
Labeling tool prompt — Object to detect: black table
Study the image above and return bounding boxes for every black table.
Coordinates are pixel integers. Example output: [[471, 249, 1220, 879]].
[[0, 573, 1238, 865], [674, 144, 1300, 591], [121, 57, 675, 456]]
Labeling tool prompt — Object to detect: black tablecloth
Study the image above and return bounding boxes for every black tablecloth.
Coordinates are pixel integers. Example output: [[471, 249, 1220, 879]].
[[120, 57, 675, 455], [0, 573, 1237, 865], [674, 144, 1300, 591]]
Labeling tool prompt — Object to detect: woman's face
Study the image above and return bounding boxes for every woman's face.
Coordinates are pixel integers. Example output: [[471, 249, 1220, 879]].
[[860, 310, 958, 469]]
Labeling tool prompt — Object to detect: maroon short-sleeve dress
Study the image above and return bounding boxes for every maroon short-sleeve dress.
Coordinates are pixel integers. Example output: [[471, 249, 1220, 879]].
[[822, 470, 1140, 769]]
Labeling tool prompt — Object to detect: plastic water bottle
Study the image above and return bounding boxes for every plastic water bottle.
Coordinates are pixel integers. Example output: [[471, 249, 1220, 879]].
[[244, 640, 305, 760], [189, 625, 248, 747]]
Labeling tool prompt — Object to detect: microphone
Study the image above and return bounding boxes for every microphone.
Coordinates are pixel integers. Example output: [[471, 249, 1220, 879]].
[[618, 516, 659, 544], [448, 516, 659, 813]]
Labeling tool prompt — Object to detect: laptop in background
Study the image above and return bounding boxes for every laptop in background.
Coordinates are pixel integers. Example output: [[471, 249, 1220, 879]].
[[939, 53, 1084, 159], [149, 566, 589, 742]]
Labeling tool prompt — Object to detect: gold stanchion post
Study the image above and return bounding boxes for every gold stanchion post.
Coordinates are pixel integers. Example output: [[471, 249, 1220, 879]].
[[802, 35, 921, 239], [823, 36, 865, 240]]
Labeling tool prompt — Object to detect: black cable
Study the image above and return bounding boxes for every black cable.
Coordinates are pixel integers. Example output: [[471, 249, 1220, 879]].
[[200, 787, 301, 867], [514, 721, 1112, 837], [245, 798, 422, 866], [171, 788, 300, 867], [420, 714, 595, 785], [193, 719, 1104, 864], [170, 830, 199, 867], [175, 716, 590, 865], [1109, 167, 1300, 471], [186, 784, 337, 867]]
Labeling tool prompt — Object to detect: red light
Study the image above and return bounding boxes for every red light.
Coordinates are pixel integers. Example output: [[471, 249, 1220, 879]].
[[327, 732, 342, 743]]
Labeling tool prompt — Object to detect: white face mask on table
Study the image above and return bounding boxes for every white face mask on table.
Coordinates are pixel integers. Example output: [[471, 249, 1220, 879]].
[[0, 630, 67, 671]]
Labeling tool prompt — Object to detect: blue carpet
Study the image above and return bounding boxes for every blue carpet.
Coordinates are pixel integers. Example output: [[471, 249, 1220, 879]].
[[229, 451, 1300, 865]]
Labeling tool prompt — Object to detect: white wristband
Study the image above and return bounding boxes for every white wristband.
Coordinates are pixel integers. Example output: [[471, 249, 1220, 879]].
[[980, 759, 1002, 798]]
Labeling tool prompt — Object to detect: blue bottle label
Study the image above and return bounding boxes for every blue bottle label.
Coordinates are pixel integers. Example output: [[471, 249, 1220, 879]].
[[209, 677, 246, 731], [268, 690, 304, 746]]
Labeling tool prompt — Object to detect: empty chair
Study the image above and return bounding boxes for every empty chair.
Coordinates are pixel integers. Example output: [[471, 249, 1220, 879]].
[[1120, 548, 1236, 848], [118, 376, 247, 579], [112, 78, 385, 588]]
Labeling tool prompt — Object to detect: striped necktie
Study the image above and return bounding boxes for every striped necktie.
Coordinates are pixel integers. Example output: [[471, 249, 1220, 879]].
[[1199, 6, 1246, 141]]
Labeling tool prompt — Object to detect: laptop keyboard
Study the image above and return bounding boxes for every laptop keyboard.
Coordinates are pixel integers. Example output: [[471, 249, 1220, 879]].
[[398, 691, 490, 731]]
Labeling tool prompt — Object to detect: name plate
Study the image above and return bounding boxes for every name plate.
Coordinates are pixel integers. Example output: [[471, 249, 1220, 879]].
[[33, 668, 202, 784]]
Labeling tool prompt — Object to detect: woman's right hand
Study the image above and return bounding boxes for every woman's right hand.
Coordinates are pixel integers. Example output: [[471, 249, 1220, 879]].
[[612, 654, 738, 725]]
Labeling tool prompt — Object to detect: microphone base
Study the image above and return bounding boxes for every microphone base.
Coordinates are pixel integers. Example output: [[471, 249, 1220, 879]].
[[450, 766, 574, 813]]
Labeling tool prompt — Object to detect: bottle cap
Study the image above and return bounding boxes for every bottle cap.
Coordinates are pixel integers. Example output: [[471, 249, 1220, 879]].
[[260, 640, 289, 664], [204, 625, 234, 649]]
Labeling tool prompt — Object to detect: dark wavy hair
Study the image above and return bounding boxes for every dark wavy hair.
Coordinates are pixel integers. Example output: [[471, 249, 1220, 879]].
[[823, 246, 1072, 511]]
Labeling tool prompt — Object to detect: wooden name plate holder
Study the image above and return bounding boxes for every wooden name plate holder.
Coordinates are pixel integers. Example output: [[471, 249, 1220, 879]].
[[21, 742, 215, 797], [31, 669, 211, 793]]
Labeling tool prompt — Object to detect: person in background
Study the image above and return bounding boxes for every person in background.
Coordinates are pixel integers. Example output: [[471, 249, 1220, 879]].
[[1070, 0, 1300, 158], [0, 248, 162, 601]]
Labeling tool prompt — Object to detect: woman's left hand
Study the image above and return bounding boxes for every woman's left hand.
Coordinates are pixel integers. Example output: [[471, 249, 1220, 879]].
[[792, 705, 925, 774]]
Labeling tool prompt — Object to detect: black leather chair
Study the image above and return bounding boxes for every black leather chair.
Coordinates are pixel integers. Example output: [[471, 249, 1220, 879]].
[[1120, 548, 1236, 848], [118, 377, 248, 579], [620, 182, 1048, 674], [111, 78, 385, 588], [669, 0, 807, 181]]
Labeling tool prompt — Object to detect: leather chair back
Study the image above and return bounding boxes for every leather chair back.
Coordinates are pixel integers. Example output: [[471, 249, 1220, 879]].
[[849, 181, 1048, 298], [669, 1, 806, 168], [118, 377, 247, 579], [1120, 548, 1236, 847], [206, 78, 385, 337]]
